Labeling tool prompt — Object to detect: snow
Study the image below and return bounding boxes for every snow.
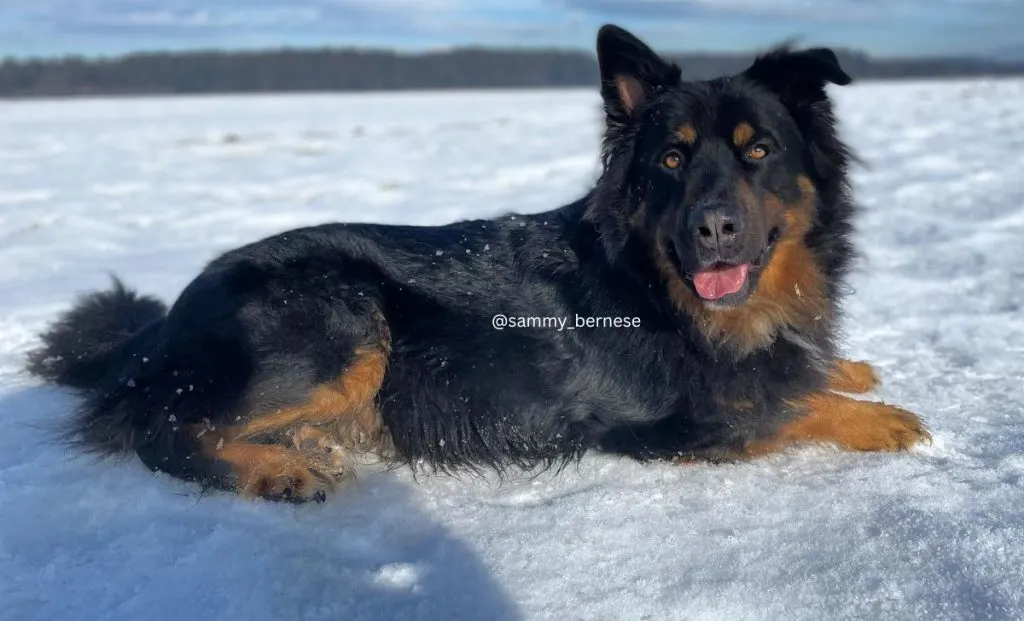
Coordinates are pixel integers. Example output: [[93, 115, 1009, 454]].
[[1, 80, 1023, 620]]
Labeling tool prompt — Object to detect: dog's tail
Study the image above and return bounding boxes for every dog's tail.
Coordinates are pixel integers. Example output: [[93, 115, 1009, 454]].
[[27, 277, 168, 454]]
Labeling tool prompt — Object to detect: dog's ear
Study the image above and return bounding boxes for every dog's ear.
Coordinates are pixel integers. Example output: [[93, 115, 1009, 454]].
[[741, 46, 852, 105], [596, 24, 680, 121]]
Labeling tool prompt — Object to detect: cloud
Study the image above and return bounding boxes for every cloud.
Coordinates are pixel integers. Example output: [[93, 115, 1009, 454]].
[[0, 0, 1021, 56], [553, 0, 1021, 24], [0, 0, 576, 55], [5, 1, 535, 33], [552, 0, 881, 22]]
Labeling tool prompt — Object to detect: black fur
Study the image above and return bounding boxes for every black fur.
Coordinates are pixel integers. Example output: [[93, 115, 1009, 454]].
[[27, 25, 859, 497]]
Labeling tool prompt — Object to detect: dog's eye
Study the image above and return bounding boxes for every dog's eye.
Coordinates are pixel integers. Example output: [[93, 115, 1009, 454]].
[[661, 150, 683, 170], [746, 144, 770, 161]]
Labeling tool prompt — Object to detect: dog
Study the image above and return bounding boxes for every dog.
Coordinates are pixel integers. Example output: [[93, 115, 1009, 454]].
[[27, 25, 929, 503]]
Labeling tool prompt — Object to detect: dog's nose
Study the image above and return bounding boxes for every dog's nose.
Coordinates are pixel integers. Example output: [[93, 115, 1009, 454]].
[[690, 206, 742, 251]]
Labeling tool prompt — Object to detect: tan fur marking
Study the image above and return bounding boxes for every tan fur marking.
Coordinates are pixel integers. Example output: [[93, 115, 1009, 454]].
[[237, 346, 388, 444], [829, 360, 880, 394], [193, 419, 361, 500], [200, 439, 332, 500], [291, 424, 337, 451], [732, 122, 755, 148], [743, 392, 930, 457], [615, 75, 644, 115], [676, 124, 697, 145]]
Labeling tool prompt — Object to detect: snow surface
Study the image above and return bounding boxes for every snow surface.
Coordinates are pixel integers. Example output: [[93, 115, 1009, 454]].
[[1, 81, 1023, 621]]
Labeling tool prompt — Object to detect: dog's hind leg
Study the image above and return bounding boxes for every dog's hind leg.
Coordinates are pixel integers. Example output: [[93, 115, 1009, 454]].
[[827, 359, 879, 394], [136, 342, 391, 503], [234, 343, 391, 449], [196, 433, 346, 503]]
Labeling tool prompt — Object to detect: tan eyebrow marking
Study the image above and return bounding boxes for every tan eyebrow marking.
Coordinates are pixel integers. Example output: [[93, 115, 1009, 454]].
[[676, 124, 697, 145], [732, 122, 755, 147]]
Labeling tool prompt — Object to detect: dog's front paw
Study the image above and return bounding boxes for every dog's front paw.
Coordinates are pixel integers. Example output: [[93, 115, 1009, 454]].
[[847, 402, 931, 451]]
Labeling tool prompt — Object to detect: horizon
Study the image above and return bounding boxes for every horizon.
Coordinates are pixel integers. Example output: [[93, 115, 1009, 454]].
[[1, 0, 1022, 60], [0, 40, 1016, 64]]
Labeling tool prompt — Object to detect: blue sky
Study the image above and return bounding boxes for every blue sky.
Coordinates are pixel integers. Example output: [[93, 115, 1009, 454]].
[[1, 0, 1021, 59]]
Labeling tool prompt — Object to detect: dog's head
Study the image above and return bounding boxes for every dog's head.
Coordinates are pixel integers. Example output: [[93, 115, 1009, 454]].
[[587, 25, 854, 351]]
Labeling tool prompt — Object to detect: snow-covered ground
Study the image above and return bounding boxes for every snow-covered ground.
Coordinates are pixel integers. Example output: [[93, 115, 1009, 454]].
[[1, 79, 1022, 621]]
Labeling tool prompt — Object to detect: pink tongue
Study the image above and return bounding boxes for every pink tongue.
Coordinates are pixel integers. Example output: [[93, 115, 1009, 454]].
[[693, 264, 749, 300]]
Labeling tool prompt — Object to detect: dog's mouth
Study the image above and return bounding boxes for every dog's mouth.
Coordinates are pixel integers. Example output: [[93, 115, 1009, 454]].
[[674, 227, 781, 307], [692, 263, 749, 301]]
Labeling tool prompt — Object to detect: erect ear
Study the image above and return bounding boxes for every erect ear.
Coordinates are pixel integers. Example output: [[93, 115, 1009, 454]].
[[741, 46, 852, 105], [596, 24, 680, 120]]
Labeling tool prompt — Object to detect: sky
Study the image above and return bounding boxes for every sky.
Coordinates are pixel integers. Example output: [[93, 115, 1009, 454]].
[[0, 0, 1021, 59]]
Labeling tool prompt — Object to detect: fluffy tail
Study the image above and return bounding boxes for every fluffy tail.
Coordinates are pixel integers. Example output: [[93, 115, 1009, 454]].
[[27, 277, 168, 453]]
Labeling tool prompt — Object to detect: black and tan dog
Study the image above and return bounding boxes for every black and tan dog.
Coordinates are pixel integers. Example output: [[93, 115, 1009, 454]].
[[28, 25, 929, 503]]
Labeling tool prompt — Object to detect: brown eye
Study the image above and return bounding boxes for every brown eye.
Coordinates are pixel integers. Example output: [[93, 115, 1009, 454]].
[[747, 144, 769, 160], [662, 151, 682, 170]]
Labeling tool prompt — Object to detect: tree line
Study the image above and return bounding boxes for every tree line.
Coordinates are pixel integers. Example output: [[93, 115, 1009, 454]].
[[1, 47, 1021, 98]]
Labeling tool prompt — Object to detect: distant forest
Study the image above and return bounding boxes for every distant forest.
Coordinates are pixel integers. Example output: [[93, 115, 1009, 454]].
[[1, 47, 1022, 98]]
